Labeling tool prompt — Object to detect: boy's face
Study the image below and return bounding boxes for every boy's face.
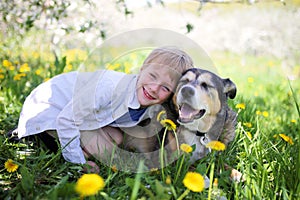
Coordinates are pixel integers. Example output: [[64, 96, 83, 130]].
[[136, 64, 181, 107]]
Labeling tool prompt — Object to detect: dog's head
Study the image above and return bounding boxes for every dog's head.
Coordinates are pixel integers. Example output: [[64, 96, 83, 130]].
[[173, 68, 236, 133]]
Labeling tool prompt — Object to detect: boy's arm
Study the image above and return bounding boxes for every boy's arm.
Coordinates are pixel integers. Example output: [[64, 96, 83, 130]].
[[56, 100, 86, 164]]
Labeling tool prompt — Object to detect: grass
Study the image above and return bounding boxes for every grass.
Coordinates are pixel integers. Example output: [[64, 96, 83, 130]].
[[0, 40, 299, 199]]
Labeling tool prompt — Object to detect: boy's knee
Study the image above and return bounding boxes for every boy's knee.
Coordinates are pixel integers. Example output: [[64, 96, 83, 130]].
[[102, 126, 123, 145]]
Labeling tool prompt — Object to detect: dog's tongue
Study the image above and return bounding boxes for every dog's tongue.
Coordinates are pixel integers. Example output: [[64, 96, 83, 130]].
[[179, 104, 199, 120]]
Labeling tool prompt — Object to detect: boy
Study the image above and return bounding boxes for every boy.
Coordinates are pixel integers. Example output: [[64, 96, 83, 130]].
[[14, 47, 194, 168]]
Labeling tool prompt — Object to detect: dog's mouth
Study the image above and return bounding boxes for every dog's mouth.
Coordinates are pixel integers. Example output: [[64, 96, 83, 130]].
[[178, 103, 206, 123]]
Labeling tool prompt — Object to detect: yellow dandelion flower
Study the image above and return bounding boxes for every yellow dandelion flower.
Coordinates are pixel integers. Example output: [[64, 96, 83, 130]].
[[2, 60, 12, 67], [44, 78, 50, 82], [262, 111, 269, 118], [0, 74, 4, 79], [156, 110, 166, 122], [278, 134, 294, 145], [213, 178, 218, 187], [246, 132, 252, 140], [13, 73, 26, 81], [150, 168, 159, 175], [165, 175, 171, 185], [35, 69, 42, 76], [111, 165, 117, 173], [180, 143, 193, 153], [206, 141, 226, 151], [9, 65, 15, 71], [247, 77, 254, 83], [291, 119, 296, 123], [19, 63, 30, 72], [160, 119, 176, 131], [254, 91, 259, 97], [256, 110, 261, 115], [75, 174, 105, 197], [243, 122, 252, 128], [125, 65, 131, 74], [5, 159, 19, 173], [65, 64, 73, 72], [235, 103, 245, 109], [130, 53, 137, 60], [183, 172, 205, 192]]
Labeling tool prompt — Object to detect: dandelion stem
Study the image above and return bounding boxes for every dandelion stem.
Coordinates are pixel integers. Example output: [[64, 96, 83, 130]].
[[174, 154, 185, 184], [177, 189, 190, 200], [208, 153, 215, 200], [173, 129, 180, 157], [160, 128, 168, 181]]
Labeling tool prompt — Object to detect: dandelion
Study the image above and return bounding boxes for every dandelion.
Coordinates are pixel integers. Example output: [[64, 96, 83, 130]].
[[156, 110, 166, 121], [247, 77, 254, 83], [5, 159, 19, 173], [35, 69, 42, 76], [291, 119, 296, 123], [183, 172, 205, 192], [150, 168, 159, 175], [8, 65, 15, 71], [13, 73, 26, 81], [206, 141, 226, 151], [235, 103, 245, 110], [278, 134, 294, 145], [243, 122, 252, 128], [0, 74, 4, 79], [19, 63, 30, 72], [213, 178, 218, 187], [160, 119, 176, 131], [2, 59, 12, 67], [75, 174, 105, 198], [256, 110, 261, 115], [180, 143, 193, 153], [262, 111, 269, 118], [246, 131, 252, 140], [165, 175, 171, 185]]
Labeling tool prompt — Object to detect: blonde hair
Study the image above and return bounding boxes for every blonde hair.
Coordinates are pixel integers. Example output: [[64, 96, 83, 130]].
[[142, 46, 193, 74]]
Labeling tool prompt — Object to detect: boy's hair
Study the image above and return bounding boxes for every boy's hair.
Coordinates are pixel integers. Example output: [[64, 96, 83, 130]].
[[142, 46, 194, 74]]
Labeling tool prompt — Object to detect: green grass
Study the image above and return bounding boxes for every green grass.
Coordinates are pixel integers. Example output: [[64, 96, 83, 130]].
[[0, 41, 299, 199]]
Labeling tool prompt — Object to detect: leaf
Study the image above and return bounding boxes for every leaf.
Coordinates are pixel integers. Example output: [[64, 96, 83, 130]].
[[186, 23, 194, 33], [20, 166, 34, 192]]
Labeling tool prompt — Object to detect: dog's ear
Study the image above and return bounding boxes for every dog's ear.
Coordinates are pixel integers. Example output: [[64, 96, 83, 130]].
[[223, 78, 237, 99]]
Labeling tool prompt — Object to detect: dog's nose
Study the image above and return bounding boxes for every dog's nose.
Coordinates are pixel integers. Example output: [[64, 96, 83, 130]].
[[181, 86, 195, 97]]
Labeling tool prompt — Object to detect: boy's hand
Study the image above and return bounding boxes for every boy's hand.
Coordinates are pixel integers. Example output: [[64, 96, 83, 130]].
[[83, 161, 100, 174]]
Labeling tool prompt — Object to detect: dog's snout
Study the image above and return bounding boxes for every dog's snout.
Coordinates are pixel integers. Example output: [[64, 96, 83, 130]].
[[181, 86, 195, 97]]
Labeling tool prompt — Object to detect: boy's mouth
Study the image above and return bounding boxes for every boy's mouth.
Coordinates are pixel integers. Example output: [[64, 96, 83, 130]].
[[143, 87, 156, 100]]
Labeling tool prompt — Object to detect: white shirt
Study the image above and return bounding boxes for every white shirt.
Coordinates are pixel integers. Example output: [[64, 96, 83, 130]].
[[18, 70, 160, 163]]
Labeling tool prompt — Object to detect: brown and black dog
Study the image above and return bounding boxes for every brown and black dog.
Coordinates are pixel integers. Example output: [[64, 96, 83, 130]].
[[164, 68, 237, 163]]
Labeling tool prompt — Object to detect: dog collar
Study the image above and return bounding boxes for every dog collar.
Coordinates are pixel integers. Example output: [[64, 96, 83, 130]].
[[196, 131, 206, 137]]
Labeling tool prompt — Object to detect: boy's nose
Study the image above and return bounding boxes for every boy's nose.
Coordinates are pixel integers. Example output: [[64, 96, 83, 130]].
[[150, 84, 160, 93]]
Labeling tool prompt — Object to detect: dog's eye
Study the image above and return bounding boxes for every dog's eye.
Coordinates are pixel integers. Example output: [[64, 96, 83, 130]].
[[181, 78, 190, 84], [200, 82, 208, 89]]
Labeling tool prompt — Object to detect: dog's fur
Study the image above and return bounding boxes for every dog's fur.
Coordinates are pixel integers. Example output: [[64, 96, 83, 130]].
[[122, 68, 237, 165], [163, 68, 237, 163]]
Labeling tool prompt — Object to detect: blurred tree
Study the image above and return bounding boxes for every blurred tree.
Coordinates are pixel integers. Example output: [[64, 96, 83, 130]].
[[0, 0, 286, 37]]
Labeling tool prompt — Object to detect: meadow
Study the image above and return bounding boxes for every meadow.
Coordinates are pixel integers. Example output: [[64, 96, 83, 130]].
[[0, 38, 299, 199]]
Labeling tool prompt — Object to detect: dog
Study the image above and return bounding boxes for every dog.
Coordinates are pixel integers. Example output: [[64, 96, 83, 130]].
[[121, 68, 237, 168], [164, 68, 237, 164]]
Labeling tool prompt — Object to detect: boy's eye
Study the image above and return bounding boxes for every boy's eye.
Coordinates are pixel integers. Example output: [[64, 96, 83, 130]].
[[161, 85, 171, 92], [150, 73, 156, 80]]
